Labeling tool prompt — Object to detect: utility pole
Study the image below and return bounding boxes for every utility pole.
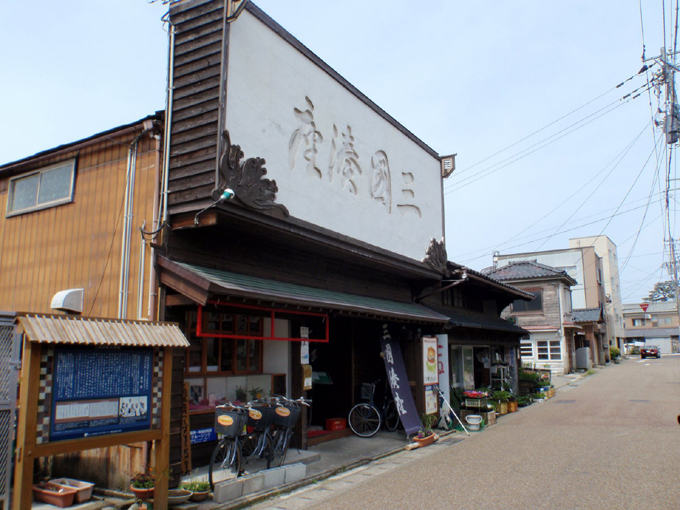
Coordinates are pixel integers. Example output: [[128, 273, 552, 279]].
[[645, 46, 680, 334]]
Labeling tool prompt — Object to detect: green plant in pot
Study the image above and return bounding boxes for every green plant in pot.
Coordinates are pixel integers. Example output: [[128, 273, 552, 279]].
[[181, 477, 211, 502], [235, 386, 247, 402], [130, 468, 154, 500]]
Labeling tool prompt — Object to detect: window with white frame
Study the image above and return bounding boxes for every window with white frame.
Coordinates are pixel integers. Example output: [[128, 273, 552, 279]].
[[520, 338, 533, 358], [632, 318, 645, 327], [537, 340, 561, 360], [7, 160, 76, 216]]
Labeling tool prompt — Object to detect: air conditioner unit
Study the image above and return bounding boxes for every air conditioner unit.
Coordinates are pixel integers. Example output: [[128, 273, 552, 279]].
[[644, 314, 652, 320]]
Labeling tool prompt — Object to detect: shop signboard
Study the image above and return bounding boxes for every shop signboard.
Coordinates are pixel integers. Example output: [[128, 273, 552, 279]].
[[380, 324, 421, 435], [436, 334, 450, 405], [422, 336, 438, 385], [190, 427, 217, 444], [424, 385, 437, 414], [50, 347, 153, 441]]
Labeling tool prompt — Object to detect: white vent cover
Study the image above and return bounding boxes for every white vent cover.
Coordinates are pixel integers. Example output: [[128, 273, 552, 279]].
[[51, 288, 84, 314]]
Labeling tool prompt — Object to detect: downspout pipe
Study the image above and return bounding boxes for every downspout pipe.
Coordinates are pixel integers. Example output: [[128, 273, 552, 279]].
[[161, 22, 176, 225], [118, 128, 150, 319]]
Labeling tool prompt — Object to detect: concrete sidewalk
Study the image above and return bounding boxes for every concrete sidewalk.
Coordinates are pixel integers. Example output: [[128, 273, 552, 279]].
[[196, 370, 592, 509]]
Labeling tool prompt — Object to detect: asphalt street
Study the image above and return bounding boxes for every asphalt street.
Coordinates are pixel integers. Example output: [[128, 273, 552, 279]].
[[247, 356, 680, 510]]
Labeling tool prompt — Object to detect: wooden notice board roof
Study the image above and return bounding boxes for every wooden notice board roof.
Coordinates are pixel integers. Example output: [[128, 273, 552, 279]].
[[16, 314, 190, 347]]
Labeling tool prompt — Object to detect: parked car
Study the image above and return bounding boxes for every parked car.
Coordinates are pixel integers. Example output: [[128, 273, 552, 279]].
[[640, 345, 661, 359]]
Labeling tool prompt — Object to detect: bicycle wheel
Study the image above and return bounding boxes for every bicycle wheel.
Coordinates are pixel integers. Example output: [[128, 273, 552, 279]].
[[271, 428, 290, 467], [209, 437, 241, 490], [241, 430, 273, 472], [384, 399, 400, 432], [348, 403, 381, 437]]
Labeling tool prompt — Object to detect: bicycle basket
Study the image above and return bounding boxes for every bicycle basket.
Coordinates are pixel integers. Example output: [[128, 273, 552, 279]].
[[272, 404, 302, 428], [246, 405, 276, 429], [215, 407, 247, 436], [360, 383, 374, 400]]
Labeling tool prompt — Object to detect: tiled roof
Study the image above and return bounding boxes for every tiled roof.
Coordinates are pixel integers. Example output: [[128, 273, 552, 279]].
[[484, 260, 576, 285], [425, 304, 528, 334], [447, 262, 534, 299], [572, 308, 603, 323]]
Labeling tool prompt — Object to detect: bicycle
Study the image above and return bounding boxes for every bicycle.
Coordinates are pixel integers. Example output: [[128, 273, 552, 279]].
[[348, 380, 400, 437], [209, 404, 249, 490], [239, 400, 276, 473], [270, 396, 311, 466]]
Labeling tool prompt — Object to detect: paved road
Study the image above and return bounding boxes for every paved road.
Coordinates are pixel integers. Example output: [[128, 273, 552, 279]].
[[248, 356, 680, 510]]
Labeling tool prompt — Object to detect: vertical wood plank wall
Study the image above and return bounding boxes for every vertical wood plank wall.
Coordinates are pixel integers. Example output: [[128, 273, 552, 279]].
[[167, 0, 224, 214], [0, 132, 159, 320]]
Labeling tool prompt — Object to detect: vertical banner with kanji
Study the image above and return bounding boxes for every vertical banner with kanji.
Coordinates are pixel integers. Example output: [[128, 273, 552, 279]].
[[380, 324, 422, 435]]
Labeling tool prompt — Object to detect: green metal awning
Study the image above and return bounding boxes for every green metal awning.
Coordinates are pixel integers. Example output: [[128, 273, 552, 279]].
[[158, 257, 449, 324]]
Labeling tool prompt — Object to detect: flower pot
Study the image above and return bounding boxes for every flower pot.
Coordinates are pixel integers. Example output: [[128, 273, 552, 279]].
[[497, 402, 508, 415], [130, 485, 154, 500], [190, 490, 211, 502], [51, 478, 94, 503], [507, 401, 518, 413], [413, 433, 435, 447]]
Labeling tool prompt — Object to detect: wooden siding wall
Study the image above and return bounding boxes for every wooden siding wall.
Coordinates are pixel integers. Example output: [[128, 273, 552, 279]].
[[0, 133, 159, 319], [168, 0, 224, 215]]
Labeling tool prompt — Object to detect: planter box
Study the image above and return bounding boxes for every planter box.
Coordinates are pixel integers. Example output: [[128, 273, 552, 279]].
[[33, 482, 78, 508], [51, 478, 94, 504], [413, 434, 435, 447], [481, 411, 496, 426], [507, 401, 518, 413], [464, 397, 488, 408]]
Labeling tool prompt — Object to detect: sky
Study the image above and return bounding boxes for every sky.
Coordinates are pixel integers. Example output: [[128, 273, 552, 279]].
[[1, 0, 676, 304]]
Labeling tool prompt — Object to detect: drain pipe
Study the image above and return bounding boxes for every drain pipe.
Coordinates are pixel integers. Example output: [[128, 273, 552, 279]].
[[118, 127, 151, 319], [161, 22, 176, 225]]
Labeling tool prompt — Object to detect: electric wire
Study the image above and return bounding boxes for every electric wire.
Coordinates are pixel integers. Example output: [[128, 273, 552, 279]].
[[453, 122, 654, 262], [447, 84, 652, 194], [446, 69, 651, 181]]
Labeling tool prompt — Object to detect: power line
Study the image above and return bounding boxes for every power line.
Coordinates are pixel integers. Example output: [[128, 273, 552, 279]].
[[446, 85, 652, 194], [447, 70, 651, 181]]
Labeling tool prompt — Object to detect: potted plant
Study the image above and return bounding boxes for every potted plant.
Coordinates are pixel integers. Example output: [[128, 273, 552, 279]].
[[610, 346, 621, 363], [414, 414, 437, 447], [517, 395, 532, 407], [130, 468, 154, 500], [181, 478, 211, 502], [235, 386, 247, 402], [491, 390, 511, 415]]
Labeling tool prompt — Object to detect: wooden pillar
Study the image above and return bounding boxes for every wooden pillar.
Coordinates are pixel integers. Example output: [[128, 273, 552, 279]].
[[153, 347, 174, 509], [290, 342, 307, 450], [13, 340, 41, 510]]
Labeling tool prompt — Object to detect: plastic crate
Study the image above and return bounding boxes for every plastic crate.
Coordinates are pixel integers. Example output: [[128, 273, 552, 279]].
[[464, 398, 488, 408], [325, 418, 346, 431]]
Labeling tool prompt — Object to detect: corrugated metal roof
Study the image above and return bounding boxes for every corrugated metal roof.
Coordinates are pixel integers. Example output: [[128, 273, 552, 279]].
[[161, 258, 450, 324], [18, 315, 190, 347]]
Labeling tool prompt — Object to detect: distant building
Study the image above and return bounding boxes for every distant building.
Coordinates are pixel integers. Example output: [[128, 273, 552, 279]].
[[485, 260, 578, 374], [569, 236, 624, 351], [492, 241, 610, 364], [622, 302, 680, 354]]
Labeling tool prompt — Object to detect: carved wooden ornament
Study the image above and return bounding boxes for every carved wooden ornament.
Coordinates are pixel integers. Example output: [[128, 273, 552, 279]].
[[215, 130, 290, 216], [422, 238, 448, 275]]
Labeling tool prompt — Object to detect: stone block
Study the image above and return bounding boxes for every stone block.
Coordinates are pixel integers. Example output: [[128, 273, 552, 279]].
[[284, 463, 307, 484], [241, 472, 264, 495], [262, 467, 286, 489], [213, 479, 244, 503]]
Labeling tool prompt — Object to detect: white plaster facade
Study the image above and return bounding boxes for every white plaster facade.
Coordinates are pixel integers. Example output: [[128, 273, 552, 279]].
[[224, 9, 444, 263]]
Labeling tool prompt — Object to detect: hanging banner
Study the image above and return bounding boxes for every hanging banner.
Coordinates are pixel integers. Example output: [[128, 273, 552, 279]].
[[436, 334, 450, 407], [422, 336, 438, 385], [380, 324, 422, 436]]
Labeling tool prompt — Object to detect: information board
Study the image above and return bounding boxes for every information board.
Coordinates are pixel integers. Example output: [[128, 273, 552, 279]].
[[50, 347, 153, 441]]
